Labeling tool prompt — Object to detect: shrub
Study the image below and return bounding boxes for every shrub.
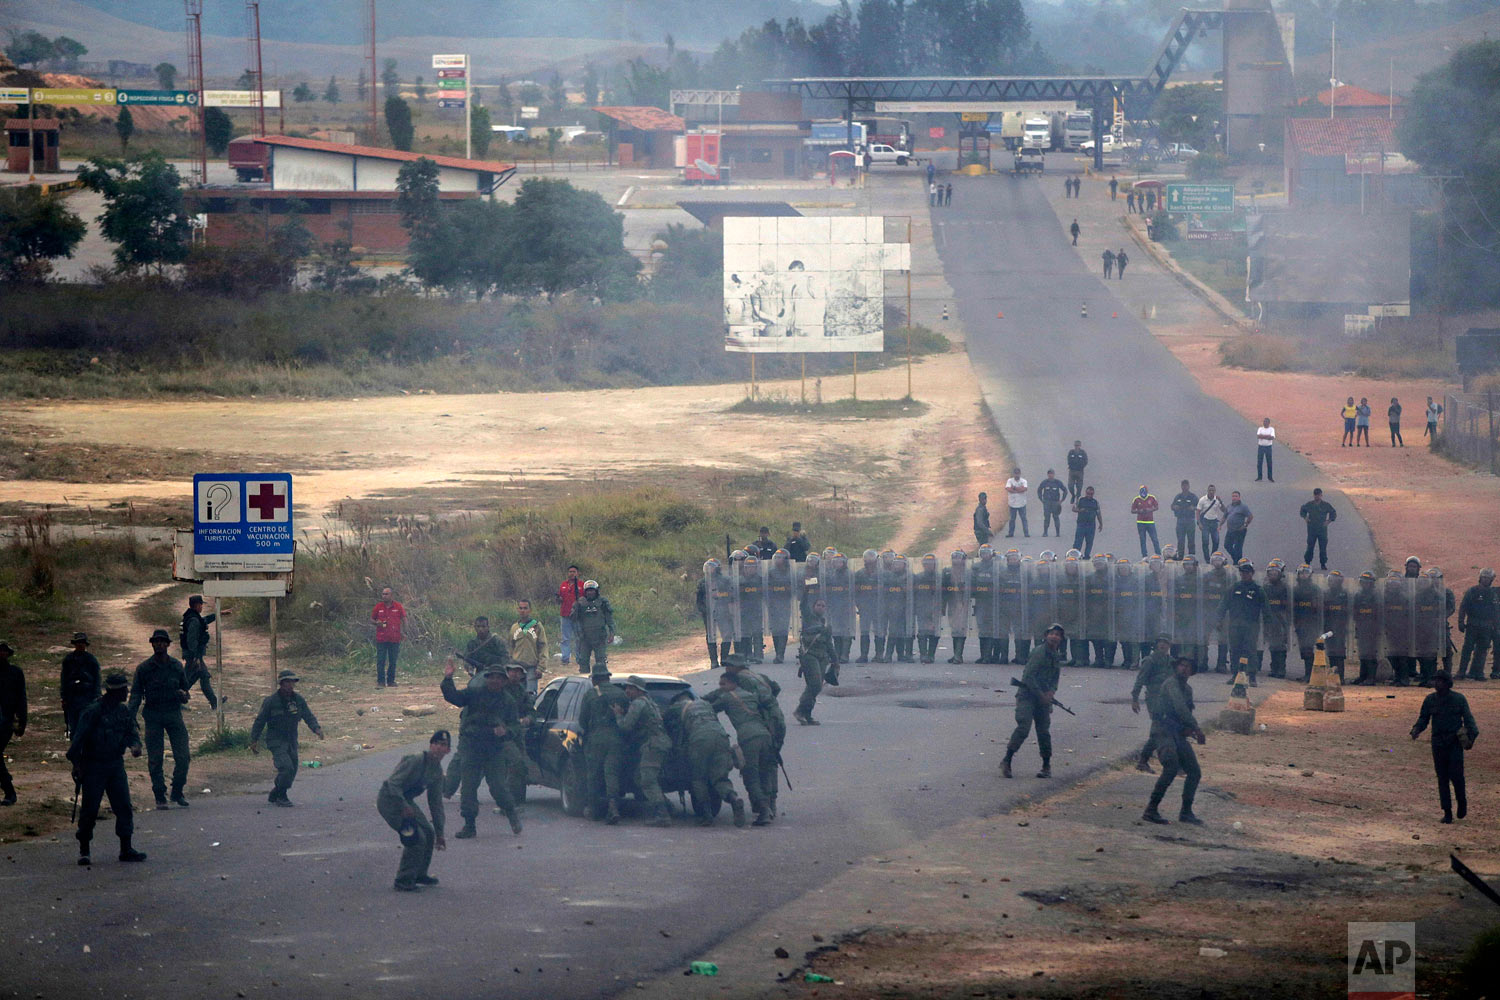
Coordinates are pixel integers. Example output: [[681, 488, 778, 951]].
[[1218, 334, 1298, 371]]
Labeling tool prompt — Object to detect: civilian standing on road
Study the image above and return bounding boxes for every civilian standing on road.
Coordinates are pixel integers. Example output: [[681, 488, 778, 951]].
[[1341, 396, 1358, 446], [1131, 486, 1161, 558], [1069, 219, 1080, 245], [1115, 249, 1128, 278], [1066, 441, 1088, 501], [944, 183, 953, 206], [1126, 191, 1136, 213], [1425, 396, 1443, 440], [59, 631, 100, 739], [371, 587, 406, 687], [1004, 469, 1030, 538], [925, 161, 935, 186], [557, 565, 584, 667], [1071, 486, 1103, 558], [1356, 398, 1372, 446], [1409, 671, 1478, 824], [1299, 488, 1337, 570], [1170, 481, 1198, 558], [1456, 569, 1499, 682], [377, 730, 448, 892], [929, 181, 938, 207], [1102, 248, 1115, 278], [0, 641, 26, 806], [1388, 397, 1404, 447], [1255, 417, 1276, 482], [508, 600, 548, 696], [1196, 485, 1226, 557], [1038, 469, 1068, 538], [249, 670, 324, 807], [1109, 176, 1118, 200], [973, 492, 992, 545], [1223, 491, 1253, 563]]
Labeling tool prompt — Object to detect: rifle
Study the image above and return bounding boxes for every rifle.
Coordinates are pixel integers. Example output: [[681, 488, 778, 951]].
[[776, 751, 793, 791], [451, 649, 493, 677], [71, 777, 80, 823], [1008, 676, 1076, 716]]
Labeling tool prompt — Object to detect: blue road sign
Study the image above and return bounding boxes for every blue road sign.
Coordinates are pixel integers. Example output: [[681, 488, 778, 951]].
[[193, 473, 293, 572], [437, 97, 467, 109]]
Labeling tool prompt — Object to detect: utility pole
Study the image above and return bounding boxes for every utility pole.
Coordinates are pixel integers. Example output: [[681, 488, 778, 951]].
[[185, 0, 206, 185], [365, 0, 378, 144], [246, 1, 266, 137], [1329, 17, 1337, 120]]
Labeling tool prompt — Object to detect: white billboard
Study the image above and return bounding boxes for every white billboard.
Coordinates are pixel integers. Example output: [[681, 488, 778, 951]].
[[433, 53, 468, 68], [723, 216, 910, 354], [203, 89, 284, 108]]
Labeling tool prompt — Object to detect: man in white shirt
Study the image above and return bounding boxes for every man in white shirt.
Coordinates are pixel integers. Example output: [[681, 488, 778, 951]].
[[1195, 484, 1227, 556], [1004, 467, 1030, 539], [1255, 417, 1276, 483]]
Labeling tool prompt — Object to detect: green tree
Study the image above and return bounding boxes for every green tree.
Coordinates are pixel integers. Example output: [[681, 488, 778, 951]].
[[356, 67, 368, 101], [471, 105, 492, 157], [1152, 83, 1223, 150], [155, 62, 178, 90], [518, 83, 545, 106], [508, 177, 639, 299], [649, 222, 721, 301], [1185, 151, 1228, 180], [52, 36, 87, 70], [382, 58, 399, 92], [548, 71, 567, 111], [237, 69, 255, 88], [292, 81, 314, 103], [385, 96, 415, 151], [496, 78, 514, 117], [204, 107, 234, 156], [395, 157, 442, 240], [5, 30, 54, 68], [0, 185, 86, 282], [324, 75, 341, 103], [114, 106, 135, 152], [622, 58, 670, 109], [77, 152, 191, 275], [582, 63, 599, 106], [414, 75, 427, 102], [1399, 39, 1500, 308]]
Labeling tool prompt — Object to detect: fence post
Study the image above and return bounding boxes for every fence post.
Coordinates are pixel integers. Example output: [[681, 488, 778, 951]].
[[1489, 389, 1496, 475]]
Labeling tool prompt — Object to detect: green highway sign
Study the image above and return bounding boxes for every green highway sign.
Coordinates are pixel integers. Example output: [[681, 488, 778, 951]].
[[1165, 183, 1234, 214], [117, 89, 199, 106]]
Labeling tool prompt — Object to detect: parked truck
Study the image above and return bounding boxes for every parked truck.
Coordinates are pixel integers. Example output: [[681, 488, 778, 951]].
[[1064, 110, 1093, 150], [1013, 146, 1044, 175], [227, 137, 269, 182]]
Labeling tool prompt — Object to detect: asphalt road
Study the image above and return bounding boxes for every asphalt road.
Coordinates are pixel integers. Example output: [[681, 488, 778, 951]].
[[933, 167, 1379, 574], [1, 654, 1253, 1000]]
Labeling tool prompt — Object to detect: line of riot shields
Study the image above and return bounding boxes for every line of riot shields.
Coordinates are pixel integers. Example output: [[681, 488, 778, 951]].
[[701, 547, 1454, 681]]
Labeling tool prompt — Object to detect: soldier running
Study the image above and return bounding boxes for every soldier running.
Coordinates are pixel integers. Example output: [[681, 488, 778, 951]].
[[249, 670, 324, 806], [1141, 657, 1206, 825], [795, 599, 837, 725], [179, 595, 221, 711], [1410, 671, 1478, 824]]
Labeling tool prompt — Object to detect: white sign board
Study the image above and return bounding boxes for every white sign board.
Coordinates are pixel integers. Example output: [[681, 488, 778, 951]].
[[203, 89, 284, 108], [1344, 314, 1376, 337], [520, 105, 540, 120], [722, 216, 909, 354], [1368, 302, 1410, 318], [202, 577, 288, 598], [433, 53, 468, 68]]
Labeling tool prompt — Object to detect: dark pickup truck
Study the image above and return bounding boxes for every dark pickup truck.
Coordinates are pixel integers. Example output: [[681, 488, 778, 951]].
[[523, 673, 707, 816]]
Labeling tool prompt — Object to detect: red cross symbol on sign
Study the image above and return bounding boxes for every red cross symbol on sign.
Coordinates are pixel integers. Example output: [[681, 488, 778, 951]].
[[248, 482, 287, 520]]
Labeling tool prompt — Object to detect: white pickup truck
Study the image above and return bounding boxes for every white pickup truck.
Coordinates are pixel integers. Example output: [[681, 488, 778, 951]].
[[1078, 134, 1116, 155], [864, 143, 912, 167]]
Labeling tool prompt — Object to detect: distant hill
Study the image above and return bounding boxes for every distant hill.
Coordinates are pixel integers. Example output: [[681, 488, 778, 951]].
[[31, 0, 829, 49]]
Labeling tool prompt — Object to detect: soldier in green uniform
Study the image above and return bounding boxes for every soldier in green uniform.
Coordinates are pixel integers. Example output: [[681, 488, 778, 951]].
[[1261, 560, 1292, 678], [742, 657, 786, 818], [1351, 571, 1382, 685], [704, 666, 775, 826], [503, 662, 533, 806], [579, 670, 629, 822], [569, 580, 616, 675], [670, 690, 747, 827], [765, 550, 797, 664], [0, 641, 24, 806], [853, 550, 882, 663], [795, 598, 837, 725], [440, 659, 522, 838], [1321, 570, 1351, 680], [249, 670, 324, 806], [1003, 623, 1065, 779], [59, 632, 101, 739], [443, 617, 511, 798], [999, 550, 1029, 664], [1409, 671, 1478, 823], [1142, 657, 1206, 825], [942, 550, 971, 664], [1083, 554, 1113, 667], [1057, 556, 1086, 665], [127, 629, 193, 809], [1131, 634, 1175, 772], [1201, 552, 1232, 672], [615, 676, 673, 826], [378, 730, 449, 891], [67, 672, 146, 865], [970, 545, 999, 663], [1113, 558, 1143, 669], [178, 595, 221, 710]]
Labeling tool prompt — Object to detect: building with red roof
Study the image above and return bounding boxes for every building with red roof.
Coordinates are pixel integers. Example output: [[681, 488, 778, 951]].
[[593, 106, 685, 168], [1297, 84, 1404, 118], [1283, 116, 1432, 209]]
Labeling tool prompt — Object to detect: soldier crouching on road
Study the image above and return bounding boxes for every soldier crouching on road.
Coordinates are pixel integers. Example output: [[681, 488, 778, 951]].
[[68, 672, 147, 866], [250, 670, 324, 806], [378, 730, 449, 891]]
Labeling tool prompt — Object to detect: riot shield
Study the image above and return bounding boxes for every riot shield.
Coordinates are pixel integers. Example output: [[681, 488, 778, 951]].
[[1057, 555, 1087, 664], [942, 551, 972, 663], [1083, 555, 1113, 666], [853, 550, 882, 661], [764, 549, 797, 663], [1261, 562, 1293, 677], [1111, 558, 1146, 667], [1029, 553, 1059, 646], [1414, 569, 1450, 681], [880, 555, 915, 661], [1380, 573, 1416, 684], [821, 553, 857, 662], [1172, 557, 1206, 668], [998, 551, 1026, 663], [913, 554, 943, 663], [1201, 553, 1232, 672], [735, 554, 767, 661], [1291, 566, 1326, 679], [970, 546, 1000, 661], [799, 551, 821, 622], [702, 559, 735, 648], [1143, 556, 1168, 644], [1321, 571, 1351, 676], [1349, 572, 1381, 683]]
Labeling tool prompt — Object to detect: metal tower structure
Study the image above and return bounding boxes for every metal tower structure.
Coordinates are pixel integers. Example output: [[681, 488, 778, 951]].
[[246, 1, 267, 137], [185, 0, 207, 185], [365, 0, 379, 143]]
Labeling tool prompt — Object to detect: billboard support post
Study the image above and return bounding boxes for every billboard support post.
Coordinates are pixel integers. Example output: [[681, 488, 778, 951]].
[[214, 596, 224, 738], [906, 216, 913, 399], [269, 596, 279, 687], [852, 352, 858, 402], [800, 354, 806, 404]]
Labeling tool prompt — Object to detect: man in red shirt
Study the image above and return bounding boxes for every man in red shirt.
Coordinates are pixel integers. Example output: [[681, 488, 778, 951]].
[[1131, 486, 1161, 558], [371, 587, 407, 687], [556, 565, 585, 667]]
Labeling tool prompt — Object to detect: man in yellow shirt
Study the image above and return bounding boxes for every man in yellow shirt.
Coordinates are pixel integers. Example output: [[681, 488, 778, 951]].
[[1341, 397, 1358, 447]]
